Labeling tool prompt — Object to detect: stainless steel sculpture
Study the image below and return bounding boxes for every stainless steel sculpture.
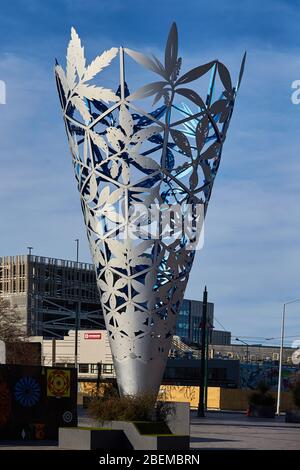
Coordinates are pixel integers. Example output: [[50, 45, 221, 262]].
[[55, 24, 245, 396]]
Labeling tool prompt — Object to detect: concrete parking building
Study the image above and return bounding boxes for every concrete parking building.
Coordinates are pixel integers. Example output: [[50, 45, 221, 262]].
[[0, 255, 104, 337]]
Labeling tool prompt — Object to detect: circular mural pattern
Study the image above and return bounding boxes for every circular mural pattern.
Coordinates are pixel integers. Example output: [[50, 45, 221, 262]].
[[47, 370, 70, 397], [62, 411, 73, 423], [0, 382, 11, 426], [14, 377, 41, 407]]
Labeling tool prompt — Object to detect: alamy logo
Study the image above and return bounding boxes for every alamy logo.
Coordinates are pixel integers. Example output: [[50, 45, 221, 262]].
[[0, 80, 6, 104], [291, 80, 300, 104]]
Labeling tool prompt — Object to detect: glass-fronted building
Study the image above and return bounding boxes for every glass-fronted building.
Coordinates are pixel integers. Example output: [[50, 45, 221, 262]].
[[176, 299, 231, 346]]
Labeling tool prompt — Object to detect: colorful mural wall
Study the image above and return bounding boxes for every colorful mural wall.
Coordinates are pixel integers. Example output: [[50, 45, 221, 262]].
[[240, 363, 300, 391], [0, 365, 77, 440]]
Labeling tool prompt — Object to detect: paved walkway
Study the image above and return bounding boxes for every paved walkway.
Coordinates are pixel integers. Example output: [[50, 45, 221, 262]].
[[0, 410, 299, 450], [190, 410, 300, 450], [0, 442, 58, 450]]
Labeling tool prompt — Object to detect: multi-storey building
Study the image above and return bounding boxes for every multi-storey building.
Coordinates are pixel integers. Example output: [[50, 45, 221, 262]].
[[0, 255, 104, 337], [176, 298, 231, 345]]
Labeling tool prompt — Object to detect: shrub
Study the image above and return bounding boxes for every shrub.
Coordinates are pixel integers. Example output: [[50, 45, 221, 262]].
[[155, 399, 175, 423], [88, 385, 174, 424], [249, 381, 276, 407]]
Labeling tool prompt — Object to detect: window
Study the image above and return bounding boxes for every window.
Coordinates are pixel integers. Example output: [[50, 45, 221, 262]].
[[90, 364, 99, 374], [103, 364, 114, 374], [79, 363, 89, 373]]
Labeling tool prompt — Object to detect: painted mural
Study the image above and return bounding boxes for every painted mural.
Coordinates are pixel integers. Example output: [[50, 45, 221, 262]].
[[240, 363, 300, 391], [0, 364, 77, 440]]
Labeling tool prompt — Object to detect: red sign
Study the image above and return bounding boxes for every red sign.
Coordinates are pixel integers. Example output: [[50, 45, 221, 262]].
[[84, 332, 102, 340]]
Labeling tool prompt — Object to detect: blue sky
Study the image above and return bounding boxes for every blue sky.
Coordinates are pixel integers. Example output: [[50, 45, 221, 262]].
[[0, 0, 300, 346]]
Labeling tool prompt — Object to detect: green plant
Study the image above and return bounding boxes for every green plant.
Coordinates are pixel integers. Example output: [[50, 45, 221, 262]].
[[249, 381, 276, 407], [88, 388, 174, 424]]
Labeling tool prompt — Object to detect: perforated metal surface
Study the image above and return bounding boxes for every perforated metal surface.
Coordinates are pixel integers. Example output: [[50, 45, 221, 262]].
[[55, 23, 244, 395]]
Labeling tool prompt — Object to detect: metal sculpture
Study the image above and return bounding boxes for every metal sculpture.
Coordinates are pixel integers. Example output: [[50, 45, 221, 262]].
[[55, 23, 245, 396]]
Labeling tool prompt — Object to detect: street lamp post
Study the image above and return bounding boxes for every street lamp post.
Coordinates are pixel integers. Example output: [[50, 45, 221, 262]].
[[74, 239, 80, 369], [204, 322, 212, 409], [235, 337, 249, 363], [276, 298, 300, 415], [198, 286, 208, 418]]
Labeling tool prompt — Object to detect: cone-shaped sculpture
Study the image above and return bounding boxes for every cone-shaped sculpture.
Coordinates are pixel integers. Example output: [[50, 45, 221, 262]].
[[55, 24, 245, 396]]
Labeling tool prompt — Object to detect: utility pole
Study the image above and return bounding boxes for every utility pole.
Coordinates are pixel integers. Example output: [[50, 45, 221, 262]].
[[198, 286, 208, 417], [276, 298, 300, 415], [75, 239, 79, 265], [204, 320, 211, 409], [74, 239, 80, 369], [96, 362, 102, 392], [51, 338, 56, 367], [235, 337, 249, 364]]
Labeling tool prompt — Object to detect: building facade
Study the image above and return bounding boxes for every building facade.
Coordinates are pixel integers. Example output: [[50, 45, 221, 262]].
[[209, 343, 295, 364], [176, 298, 231, 345], [164, 358, 240, 388], [39, 330, 113, 378], [39, 329, 240, 387], [210, 329, 231, 346], [37, 328, 299, 390], [0, 255, 104, 337]]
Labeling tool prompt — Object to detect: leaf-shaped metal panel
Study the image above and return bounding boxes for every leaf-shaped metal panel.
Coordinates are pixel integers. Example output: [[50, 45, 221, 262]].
[[125, 48, 167, 79], [55, 65, 69, 98], [70, 95, 91, 122], [196, 117, 209, 152], [237, 52, 247, 91], [164, 22, 178, 78], [77, 84, 118, 103], [176, 61, 216, 86], [170, 129, 192, 157], [127, 82, 167, 101], [83, 47, 118, 82], [176, 87, 206, 109], [89, 130, 108, 155], [217, 61, 232, 92], [119, 105, 133, 137]]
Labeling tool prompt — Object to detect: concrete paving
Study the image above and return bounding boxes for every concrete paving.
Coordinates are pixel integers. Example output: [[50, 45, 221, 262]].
[[0, 442, 59, 450], [190, 410, 300, 450], [0, 410, 299, 450]]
